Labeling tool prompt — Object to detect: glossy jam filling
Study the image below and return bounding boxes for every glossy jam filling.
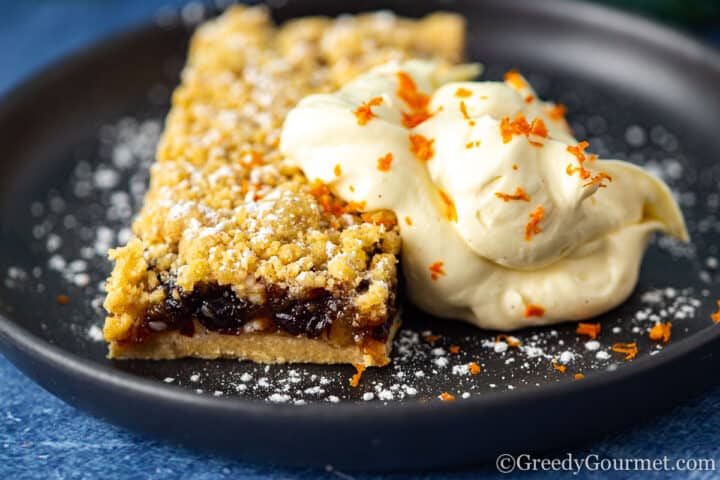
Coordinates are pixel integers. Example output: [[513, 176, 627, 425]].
[[122, 282, 397, 345]]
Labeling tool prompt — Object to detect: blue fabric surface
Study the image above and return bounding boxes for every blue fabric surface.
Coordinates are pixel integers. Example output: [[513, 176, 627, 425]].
[[1, 1, 719, 478]]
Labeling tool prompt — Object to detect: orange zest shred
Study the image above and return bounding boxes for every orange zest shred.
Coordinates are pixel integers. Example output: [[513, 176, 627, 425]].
[[496, 334, 521, 348], [576, 322, 601, 340], [349, 363, 366, 387], [468, 362, 481, 375], [530, 118, 549, 138], [409, 134, 434, 161], [438, 189, 457, 222], [612, 342, 638, 361], [574, 373, 585, 380], [500, 114, 526, 143], [566, 141, 592, 180], [396, 71, 430, 111], [439, 392, 456, 401], [401, 110, 433, 128], [354, 96, 383, 126], [429, 261, 446, 281], [525, 205, 545, 241], [376, 152, 393, 172], [547, 103, 567, 121], [499, 114, 548, 147], [241, 150, 265, 168], [396, 71, 435, 128], [309, 181, 365, 217], [525, 94, 535, 104], [465, 140, 482, 149], [449, 345, 461, 355], [495, 187, 530, 202], [712, 300, 720, 323], [552, 359, 567, 374], [455, 87, 472, 98], [649, 322, 672, 343], [347, 201, 366, 213], [524, 304, 545, 318], [504, 69, 527, 90], [56, 294, 70, 305], [424, 334, 440, 343], [404, 216, 413, 226], [459, 101, 475, 126], [333, 164, 342, 177], [583, 172, 613, 188]]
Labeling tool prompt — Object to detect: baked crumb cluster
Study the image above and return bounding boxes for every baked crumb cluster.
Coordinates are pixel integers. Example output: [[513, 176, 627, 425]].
[[104, 6, 465, 342]]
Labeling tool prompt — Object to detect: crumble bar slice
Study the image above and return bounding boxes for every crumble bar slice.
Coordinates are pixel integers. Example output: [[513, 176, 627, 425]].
[[103, 6, 465, 366]]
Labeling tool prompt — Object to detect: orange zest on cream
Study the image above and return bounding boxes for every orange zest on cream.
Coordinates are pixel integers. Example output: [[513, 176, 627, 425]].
[[525, 206, 544, 241], [409, 134, 434, 161], [504, 69, 526, 90], [455, 87, 472, 98], [438, 189, 457, 222], [547, 103, 567, 121], [566, 141, 592, 177], [459, 101, 475, 126], [495, 187, 530, 202], [354, 96, 383, 125], [500, 114, 548, 147], [524, 304, 545, 318], [429, 261, 446, 281], [401, 110, 433, 128], [396, 71, 430, 111], [377, 152, 393, 172], [584, 172, 613, 188]]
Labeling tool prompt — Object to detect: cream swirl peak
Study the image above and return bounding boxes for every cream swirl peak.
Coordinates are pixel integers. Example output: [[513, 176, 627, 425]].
[[280, 60, 688, 330]]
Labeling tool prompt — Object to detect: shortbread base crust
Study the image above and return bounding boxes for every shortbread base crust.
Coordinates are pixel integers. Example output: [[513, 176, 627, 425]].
[[108, 314, 401, 366]]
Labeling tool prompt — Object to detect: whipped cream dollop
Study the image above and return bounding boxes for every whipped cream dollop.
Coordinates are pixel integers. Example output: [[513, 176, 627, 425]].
[[280, 60, 688, 330]]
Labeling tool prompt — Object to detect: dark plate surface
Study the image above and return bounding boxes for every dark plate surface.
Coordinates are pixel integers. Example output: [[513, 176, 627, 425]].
[[1, 0, 720, 470]]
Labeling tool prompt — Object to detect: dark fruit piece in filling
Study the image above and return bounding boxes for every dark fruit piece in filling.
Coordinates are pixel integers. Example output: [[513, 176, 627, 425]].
[[130, 281, 396, 344], [266, 285, 347, 337]]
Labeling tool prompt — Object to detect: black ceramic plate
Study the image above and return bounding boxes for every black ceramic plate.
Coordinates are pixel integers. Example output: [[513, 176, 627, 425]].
[[1, 0, 720, 470]]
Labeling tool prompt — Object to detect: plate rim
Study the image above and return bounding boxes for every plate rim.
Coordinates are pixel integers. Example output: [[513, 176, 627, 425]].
[[1, 0, 720, 464]]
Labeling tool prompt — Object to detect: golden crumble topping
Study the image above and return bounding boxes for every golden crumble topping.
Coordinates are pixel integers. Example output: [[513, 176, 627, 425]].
[[103, 5, 465, 343]]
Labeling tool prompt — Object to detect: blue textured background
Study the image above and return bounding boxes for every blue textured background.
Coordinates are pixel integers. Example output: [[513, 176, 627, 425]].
[[1, 1, 719, 479]]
